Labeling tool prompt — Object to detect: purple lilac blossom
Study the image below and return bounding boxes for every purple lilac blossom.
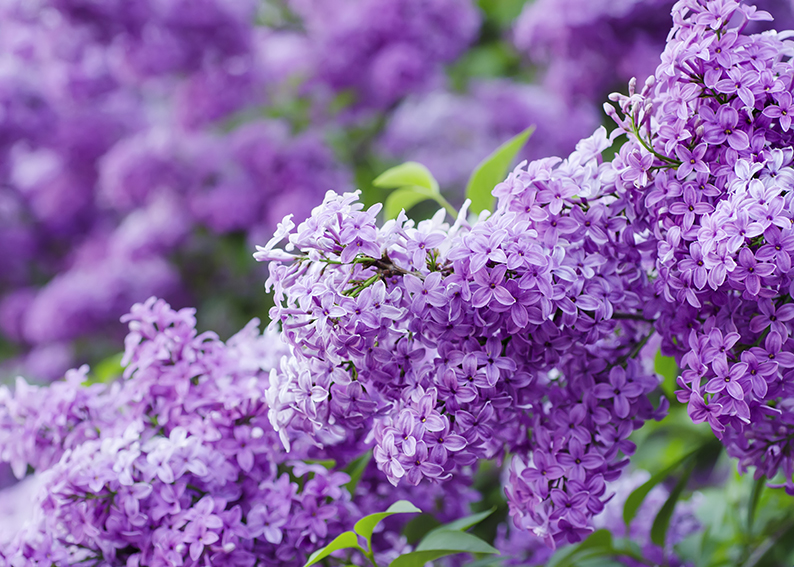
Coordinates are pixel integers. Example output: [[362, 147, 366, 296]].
[[259, 0, 794, 545], [0, 298, 437, 566], [259, 123, 667, 547], [604, 0, 794, 496]]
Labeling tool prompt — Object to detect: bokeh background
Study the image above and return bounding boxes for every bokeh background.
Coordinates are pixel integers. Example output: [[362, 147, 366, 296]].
[[0, 0, 793, 378], [5, 2, 794, 565]]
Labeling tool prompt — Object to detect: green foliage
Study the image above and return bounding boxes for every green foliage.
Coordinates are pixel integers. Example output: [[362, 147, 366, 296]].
[[650, 457, 696, 546], [373, 162, 439, 193], [304, 532, 363, 567], [477, 0, 529, 26], [374, 162, 457, 220], [545, 530, 648, 567], [425, 509, 495, 535], [623, 446, 699, 526], [304, 501, 420, 567], [354, 500, 423, 550], [654, 348, 679, 399], [382, 186, 440, 220], [305, 500, 499, 567], [391, 530, 499, 567], [465, 126, 534, 215], [84, 352, 124, 385]]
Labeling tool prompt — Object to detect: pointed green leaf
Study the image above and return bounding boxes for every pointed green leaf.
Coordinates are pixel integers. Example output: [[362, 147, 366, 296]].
[[742, 521, 794, 567], [390, 550, 464, 567], [303, 531, 361, 567], [373, 162, 439, 193], [650, 458, 695, 546], [546, 530, 614, 567], [343, 451, 371, 495], [392, 528, 499, 567], [623, 446, 701, 526], [426, 508, 495, 536], [383, 186, 438, 220], [465, 126, 535, 215], [304, 459, 337, 470], [747, 475, 766, 536], [654, 349, 679, 398], [354, 501, 421, 551], [415, 529, 499, 554], [402, 514, 442, 544], [86, 352, 124, 385]]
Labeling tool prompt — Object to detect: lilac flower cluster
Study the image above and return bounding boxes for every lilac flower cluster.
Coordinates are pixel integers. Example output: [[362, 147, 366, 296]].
[[256, 0, 794, 547], [603, 0, 794, 494], [2, 0, 678, 382], [258, 122, 669, 546], [0, 298, 387, 566]]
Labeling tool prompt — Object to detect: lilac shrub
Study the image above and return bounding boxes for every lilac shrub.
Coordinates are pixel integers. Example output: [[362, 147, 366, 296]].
[[257, 0, 794, 548], [287, 0, 481, 112], [513, 0, 794, 104]]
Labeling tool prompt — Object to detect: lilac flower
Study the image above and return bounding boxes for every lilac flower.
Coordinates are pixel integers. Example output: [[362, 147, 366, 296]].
[[749, 299, 794, 336], [593, 367, 643, 419], [675, 143, 709, 179], [762, 91, 794, 131], [472, 265, 515, 308]]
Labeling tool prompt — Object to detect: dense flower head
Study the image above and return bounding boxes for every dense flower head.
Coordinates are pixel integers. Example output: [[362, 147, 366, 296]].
[[602, 0, 794, 495], [512, 0, 794, 104], [259, 123, 669, 546], [0, 298, 460, 566]]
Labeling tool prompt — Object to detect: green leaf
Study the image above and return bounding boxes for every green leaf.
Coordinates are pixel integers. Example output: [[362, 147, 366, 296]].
[[303, 531, 361, 567], [465, 126, 535, 215], [426, 508, 495, 536], [747, 475, 766, 536], [654, 349, 679, 399], [402, 514, 442, 545], [390, 550, 465, 567], [304, 459, 336, 470], [373, 162, 439, 193], [343, 451, 371, 495], [546, 530, 614, 567], [415, 529, 499, 554], [382, 185, 438, 220], [623, 446, 700, 526], [391, 529, 499, 567], [85, 352, 124, 385], [650, 457, 696, 546], [743, 521, 794, 567], [354, 500, 421, 551]]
